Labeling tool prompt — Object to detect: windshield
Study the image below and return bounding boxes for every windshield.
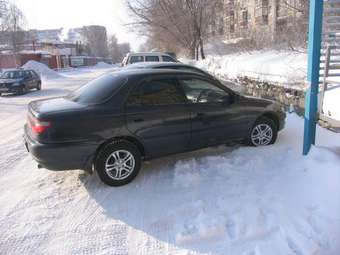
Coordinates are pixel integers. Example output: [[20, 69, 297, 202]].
[[67, 74, 127, 105], [1, 71, 24, 79]]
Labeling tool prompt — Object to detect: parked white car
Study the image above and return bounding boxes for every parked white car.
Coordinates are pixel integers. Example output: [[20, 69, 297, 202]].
[[122, 52, 178, 66]]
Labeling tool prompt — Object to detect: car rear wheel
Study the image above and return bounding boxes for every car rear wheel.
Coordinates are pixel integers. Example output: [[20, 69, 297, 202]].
[[248, 117, 277, 146], [95, 140, 141, 186], [37, 82, 41, 90]]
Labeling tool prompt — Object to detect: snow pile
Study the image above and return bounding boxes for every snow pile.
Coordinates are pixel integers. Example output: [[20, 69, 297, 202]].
[[22, 60, 63, 79], [94, 61, 114, 68], [322, 84, 340, 121], [184, 50, 308, 86]]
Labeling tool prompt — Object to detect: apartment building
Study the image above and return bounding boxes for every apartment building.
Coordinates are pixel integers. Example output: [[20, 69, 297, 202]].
[[211, 0, 306, 43]]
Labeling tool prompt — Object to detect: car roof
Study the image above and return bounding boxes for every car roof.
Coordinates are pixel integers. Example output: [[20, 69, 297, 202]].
[[3, 68, 35, 72], [125, 62, 188, 69], [127, 52, 171, 57], [116, 67, 209, 79], [4, 68, 25, 72]]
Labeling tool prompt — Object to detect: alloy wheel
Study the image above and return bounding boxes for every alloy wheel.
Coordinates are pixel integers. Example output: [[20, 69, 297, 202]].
[[251, 123, 273, 146], [105, 150, 135, 180]]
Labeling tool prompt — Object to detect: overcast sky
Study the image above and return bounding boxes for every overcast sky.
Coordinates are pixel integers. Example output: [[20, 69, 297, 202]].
[[11, 0, 141, 50]]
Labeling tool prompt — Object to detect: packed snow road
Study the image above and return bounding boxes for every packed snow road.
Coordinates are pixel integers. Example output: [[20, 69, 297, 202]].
[[0, 66, 340, 255]]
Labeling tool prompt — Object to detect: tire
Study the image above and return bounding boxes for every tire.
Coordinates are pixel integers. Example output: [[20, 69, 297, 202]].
[[248, 116, 277, 146], [37, 82, 41, 90], [95, 140, 141, 186]]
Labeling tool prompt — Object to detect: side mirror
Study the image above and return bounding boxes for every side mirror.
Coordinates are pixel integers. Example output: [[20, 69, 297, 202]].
[[221, 95, 234, 106]]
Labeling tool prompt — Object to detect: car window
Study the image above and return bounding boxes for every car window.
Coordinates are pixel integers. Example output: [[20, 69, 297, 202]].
[[1, 71, 24, 79], [30, 71, 38, 78], [127, 78, 185, 106], [67, 74, 126, 105], [145, 56, 159, 62], [179, 78, 229, 103], [162, 55, 176, 62], [24, 71, 32, 78], [129, 56, 144, 64]]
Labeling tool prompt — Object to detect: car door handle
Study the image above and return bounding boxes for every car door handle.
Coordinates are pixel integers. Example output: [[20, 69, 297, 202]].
[[133, 118, 144, 123], [196, 113, 206, 119]]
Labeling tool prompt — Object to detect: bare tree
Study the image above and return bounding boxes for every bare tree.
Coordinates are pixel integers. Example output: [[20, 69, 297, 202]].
[[0, 1, 27, 53], [81, 25, 109, 58], [276, 0, 309, 50], [126, 0, 218, 59], [281, 0, 308, 15], [108, 34, 131, 63]]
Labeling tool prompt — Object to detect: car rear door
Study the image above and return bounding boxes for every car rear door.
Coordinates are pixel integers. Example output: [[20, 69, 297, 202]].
[[177, 76, 245, 149], [125, 76, 191, 157]]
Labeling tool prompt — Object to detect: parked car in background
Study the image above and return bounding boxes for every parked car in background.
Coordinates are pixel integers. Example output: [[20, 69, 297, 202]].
[[24, 69, 285, 186], [0, 69, 41, 96], [122, 52, 178, 66]]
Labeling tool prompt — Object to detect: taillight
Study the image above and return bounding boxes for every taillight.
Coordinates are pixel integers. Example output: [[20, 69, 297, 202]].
[[31, 121, 51, 134], [28, 115, 51, 134]]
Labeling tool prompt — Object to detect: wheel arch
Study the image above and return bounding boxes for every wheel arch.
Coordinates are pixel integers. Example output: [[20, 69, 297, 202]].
[[94, 136, 145, 163], [260, 111, 279, 130]]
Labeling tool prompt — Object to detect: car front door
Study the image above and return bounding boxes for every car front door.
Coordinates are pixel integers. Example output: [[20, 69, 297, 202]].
[[30, 71, 39, 87], [125, 76, 191, 157], [177, 76, 243, 150]]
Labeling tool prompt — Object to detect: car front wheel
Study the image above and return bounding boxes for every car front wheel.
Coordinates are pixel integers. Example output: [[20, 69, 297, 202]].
[[95, 140, 141, 186], [248, 117, 277, 146], [17, 86, 27, 95]]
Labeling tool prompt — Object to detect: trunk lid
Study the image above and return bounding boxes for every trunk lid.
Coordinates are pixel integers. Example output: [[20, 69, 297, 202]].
[[27, 97, 87, 143], [29, 97, 86, 118]]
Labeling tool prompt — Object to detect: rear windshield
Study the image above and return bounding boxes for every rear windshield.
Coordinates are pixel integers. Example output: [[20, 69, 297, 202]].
[[67, 74, 126, 105]]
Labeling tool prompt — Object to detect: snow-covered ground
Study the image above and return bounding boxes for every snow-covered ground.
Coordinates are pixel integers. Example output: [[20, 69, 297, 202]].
[[0, 65, 340, 255], [323, 83, 340, 121]]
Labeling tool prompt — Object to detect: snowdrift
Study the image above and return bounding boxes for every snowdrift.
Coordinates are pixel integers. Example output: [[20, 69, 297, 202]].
[[95, 62, 115, 68], [185, 50, 308, 85], [22, 60, 63, 79]]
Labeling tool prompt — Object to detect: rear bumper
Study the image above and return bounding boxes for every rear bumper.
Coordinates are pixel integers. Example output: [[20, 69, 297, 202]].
[[24, 130, 97, 171]]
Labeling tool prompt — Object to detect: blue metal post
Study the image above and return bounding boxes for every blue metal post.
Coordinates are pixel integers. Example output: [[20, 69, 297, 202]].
[[303, 0, 324, 155]]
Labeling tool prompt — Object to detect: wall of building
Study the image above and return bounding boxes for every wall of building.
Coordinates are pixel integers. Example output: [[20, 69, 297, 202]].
[[221, 0, 303, 43], [0, 55, 19, 69]]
